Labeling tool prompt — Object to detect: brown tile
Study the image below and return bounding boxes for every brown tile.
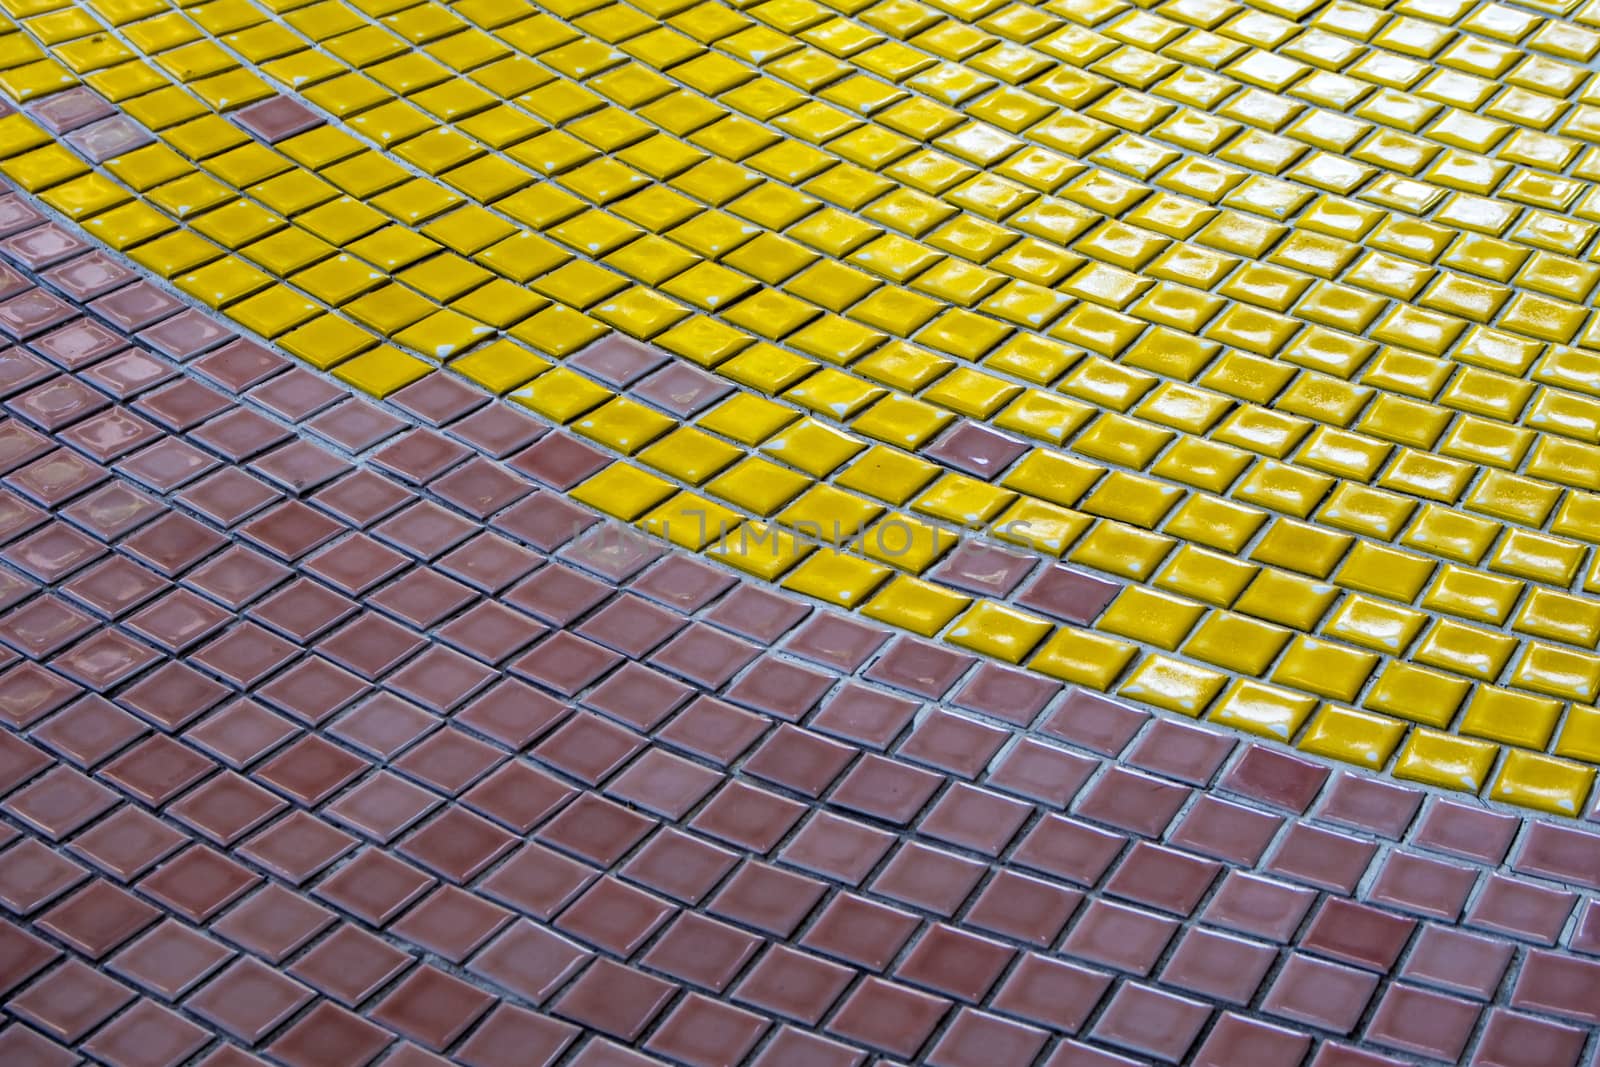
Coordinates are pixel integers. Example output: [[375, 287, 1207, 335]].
[[507, 431, 609, 490], [692, 779, 806, 852], [641, 910, 761, 992], [619, 827, 738, 906], [536, 792, 656, 867], [742, 724, 853, 799], [438, 599, 545, 664], [654, 693, 765, 765], [927, 1009, 1048, 1067], [1317, 773, 1423, 839], [733, 945, 853, 1026], [1190, 1013, 1309, 1067], [166, 769, 288, 845], [252, 734, 365, 806], [124, 588, 231, 652], [325, 770, 440, 843], [986, 737, 1095, 809], [1160, 926, 1277, 1005], [316, 611, 426, 680], [896, 923, 1014, 1002], [0, 1023, 74, 1067], [1471, 1008, 1587, 1067], [799, 892, 920, 971], [1510, 949, 1600, 1025], [50, 251, 136, 301], [553, 958, 674, 1042], [1514, 822, 1600, 891], [61, 481, 160, 540], [437, 531, 541, 594], [312, 848, 437, 927], [9, 447, 110, 504], [828, 976, 949, 1059], [582, 661, 694, 732], [1016, 564, 1121, 623], [965, 868, 1082, 948], [1060, 898, 1177, 976], [453, 1003, 577, 1067], [1219, 744, 1330, 813], [707, 859, 826, 938], [0, 837, 86, 914], [248, 578, 357, 642], [603, 747, 720, 820], [289, 922, 414, 1007], [5, 521, 106, 582], [1103, 841, 1220, 915], [453, 678, 566, 750], [0, 920, 58, 997], [865, 636, 975, 699], [313, 469, 413, 528], [779, 809, 894, 885], [6, 959, 133, 1042], [373, 430, 469, 484], [65, 804, 184, 882], [1365, 983, 1479, 1061], [829, 753, 941, 825], [1091, 983, 1211, 1063], [249, 367, 342, 421], [1267, 823, 1377, 894], [1039, 689, 1148, 756], [1203, 870, 1317, 942], [2, 764, 116, 839], [30, 694, 145, 768], [328, 692, 436, 759], [59, 409, 160, 464], [239, 500, 344, 561], [178, 471, 282, 529], [1261, 953, 1378, 1034], [505, 562, 609, 625], [35, 879, 158, 960], [266, 1001, 394, 1067], [185, 956, 314, 1045], [1300, 899, 1417, 974], [1367, 850, 1476, 921], [389, 884, 511, 963], [1010, 813, 1126, 887], [468, 920, 591, 1005], [645, 994, 768, 1067], [210, 882, 333, 963], [1465, 872, 1576, 945], [1075, 765, 1188, 837], [749, 1027, 865, 1067], [449, 403, 544, 457], [116, 662, 230, 730], [384, 644, 494, 711], [189, 623, 299, 689], [190, 407, 291, 461], [555, 875, 674, 957], [237, 809, 356, 885], [898, 709, 1007, 779], [108, 919, 233, 1001], [429, 457, 529, 519], [8, 377, 109, 431], [492, 490, 596, 553], [511, 631, 622, 696], [1168, 794, 1282, 866], [628, 554, 735, 614], [137, 845, 260, 923], [234, 96, 323, 142], [478, 841, 596, 920], [400, 805, 517, 883], [97, 733, 216, 806], [650, 621, 760, 688], [391, 726, 500, 794], [133, 379, 230, 432], [919, 782, 1032, 855], [1401, 924, 1513, 1000]]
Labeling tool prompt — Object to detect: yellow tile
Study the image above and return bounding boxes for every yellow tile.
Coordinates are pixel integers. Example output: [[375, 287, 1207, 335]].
[[705, 456, 811, 516], [1512, 644, 1600, 703], [639, 492, 741, 550], [1393, 729, 1497, 792], [570, 463, 676, 521], [1209, 679, 1317, 741], [1298, 706, 1407, 769], [860, 575, 970, 636], [778, 545, 888, 605], [1029, 627, 1138, 689], [1489, 750, 1595, 816], [572, 397, 675, 455], [1271, 636, 1378, 702], [331, 346, 431, 398]]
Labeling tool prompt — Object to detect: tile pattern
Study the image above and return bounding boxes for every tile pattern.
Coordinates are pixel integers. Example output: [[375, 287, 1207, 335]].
[[2, 0, 1600, 811], [0, 196, 1597, 1065]]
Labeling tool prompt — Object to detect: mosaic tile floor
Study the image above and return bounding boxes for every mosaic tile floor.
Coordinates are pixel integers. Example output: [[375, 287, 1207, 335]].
[[0, 0, 1599, 1061]]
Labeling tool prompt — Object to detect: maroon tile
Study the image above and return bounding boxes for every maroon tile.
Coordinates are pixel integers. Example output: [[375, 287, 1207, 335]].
[[0, 836, 86, 914], [1266, 822, 1376, 894], [0, 289, 74, 340], [248, 578, 357, 641], [185, 697, 300, 771], [178, 470, 283, 529], [865, 636, 974, 699], [1402, 924, 1514, 1000], [722, 658, 834, 723], [8, 377, 109, 431], [1467, 873, 1577, 945], [189, 622, 298, 688], [436, 599, 545, 664], [237, 809, 356, 885], [313, 469, 413, 528], [1219, 744, 1330, 813], [49, 251, 136, 301], [124, 588, 232, 652], [1191, 1013, 1309, 1067], [620, 826, 738, 906], [10, 447, 109, 505], [794, 892, 917, 972], [491, 489, 595, 552], [511, 631, 621, 696], [733, 945, 854, 1025], [650, 622, 760, 688], [478, 841, 596, 920], [1317, 773, 1423, 838], [741, 726, 850, 799], [784, 611, 890, 672], [374, 429, 470, 484], [108, 919, 233, 1001], [166, 769, 287, 845], [1472, 1008, 1587, 1067], [1572, 898, 1600, 955], [1367, 849, 1476, 921], [1091, 983, 1211, 1063], [437, 531, 541, 593], [137, 845, 260, 923], [1168, 794, 1283, 865], [373, 501, 480, 561], [4, 226, 89, 272], [1039, 689, 1148, 755], [1161, 925, 1277, 1005], [429, 456, 528, 519], [896, 922, 1015, 1002], [61, 481, 160, 540], [505, 562, 609, 626], [868, 838, 983, 916], [2, 764, 115, 840], [1076, 765, 1188, 837], [568, 335, 667, 385], [388, 884, 511, 963], [312, 847, 436, 926], [828, 976, 949, 1059], [1060, 898, 1178, 976], [35, 877, 159, 958], [654, 694, 765, 766], [186, 956, 313, 1044], [919, 781, 1032, 855], [400, 805, 517, 883], [811, 682, 919, 750], [0, 666, 72, 729], [951, 663, 1058, 728], [449, 403, 544, 457], [1203, 870, 1318, 942], [210, 882, 334, 963], [708, 859, 826, 938], [59, 410, 155, 468], [249, 441, 352, 497], [1365, 983, 1480, 1061], [6, 959, 133, 1042], [253, 734, 366, 805], [115, 662, 229, 731], [1301, 897, 1416, 971], [1011, 812, 1125, 887], [0, 919, 58, 997], [463, 761, 573, 836], [750, 1027, 865, 1067], [0, 1024, 73, 1067], [629, 554, 736, 614], [289, 923, 413, 1007], [1104, 840, 1220, 915], [118, 437, 218, 491], [1260, 953, 1378, 1034], [508, 430, 608, 490], [266, 1001, 394, 1067], [690, 779, 805, 853], [0, 595, 96, 657], [604, 747, 720, 820], [454, 1003, 576, 1067], [316, 611, 426, 680], [82, 349, 177, 399], [234, 96, 324, 141], [191, 407, 291, 461], [829, 753, 941, 825], [927, 1008, 1048, 1067], [391, 726, 500, 794], [469, 920, 591, 1005], [328, 692, 436, 759], [325, 770, 440, 843], [552, 957, 675, 1041], [632, 361, 731, 416], [1516, 822, 1600, 891], [559, 518, 662, 582], [899, 709, 1008, 779], [1016, 564, 1121, 623], [139, 307, 233, 361], [238, 500, 344, 560], [555, 875, 673, 956], [5, 520, 105, 581], [65, 804, 184, 882], [306, 398, 405, 452], [29, 88, 115, 132], [134, 379, 230, 431], [249, 368, 341, 423], [1510, 950, 1600, 1025], [982, 738, 1092, 809], [775, 809, 891, 884], [965, 868, 1082, 947], [1413, 797, 1519, 864], [645, 994, 767, 1067], [453, 676, 564, 750], [1126, 719, 1235, 785]]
